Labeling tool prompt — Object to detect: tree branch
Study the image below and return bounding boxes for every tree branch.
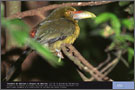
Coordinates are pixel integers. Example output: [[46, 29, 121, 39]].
[[6, 1, 21, 17], [7, 1, 114, 19], [61, 44, 113, 81], [5, 1, 22, 50]]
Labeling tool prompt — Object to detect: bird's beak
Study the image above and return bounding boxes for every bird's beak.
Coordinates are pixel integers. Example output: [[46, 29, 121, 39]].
[[72, 11, 96, 20]]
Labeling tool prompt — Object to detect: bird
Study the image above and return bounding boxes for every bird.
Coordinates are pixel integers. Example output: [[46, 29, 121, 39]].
[[3, 6, 96, 81], [30, 6, 96, 59]]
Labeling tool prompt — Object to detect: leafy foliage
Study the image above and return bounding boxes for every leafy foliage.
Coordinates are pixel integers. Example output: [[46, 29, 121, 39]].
[[77, 2, 134, 81], [122, 18, 134, 31], [1, 4, 63, 67], [93, 2, 134, 66]]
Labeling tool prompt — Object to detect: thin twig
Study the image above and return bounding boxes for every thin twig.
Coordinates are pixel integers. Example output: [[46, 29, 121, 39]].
[[89, 51, 122, 81], [96, 53, 111, 69], [120, 56, 129, 68], [100, 51, 121, 74], [103, 61, 118, 76], [7, 1, 114, 19], [77, 69, 92, 81]]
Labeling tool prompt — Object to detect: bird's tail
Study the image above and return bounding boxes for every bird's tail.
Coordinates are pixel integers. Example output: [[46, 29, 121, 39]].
[[2, 47, 32, 81]]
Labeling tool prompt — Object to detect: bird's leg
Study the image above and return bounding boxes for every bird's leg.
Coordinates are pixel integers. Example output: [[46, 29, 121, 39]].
[[55, 49, 64, 62]]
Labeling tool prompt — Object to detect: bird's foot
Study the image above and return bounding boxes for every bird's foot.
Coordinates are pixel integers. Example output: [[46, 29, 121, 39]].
[[55, 49, 64, 61]]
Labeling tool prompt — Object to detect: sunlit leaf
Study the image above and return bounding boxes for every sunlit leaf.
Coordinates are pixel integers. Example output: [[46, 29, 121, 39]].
[[116, 34, 134, 43], [94, 13, 121, 36], [122, 17, 134, 31], [127, 47, 134, 64], [122, 34, 134, 42]]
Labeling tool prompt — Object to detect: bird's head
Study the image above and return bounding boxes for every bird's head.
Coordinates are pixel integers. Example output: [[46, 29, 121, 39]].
[[46, 7, 96, 21]]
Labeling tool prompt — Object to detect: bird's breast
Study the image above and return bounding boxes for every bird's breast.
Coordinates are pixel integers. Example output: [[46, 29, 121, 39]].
[[51, 22, 80, 51], [64, 23, 80, 44]]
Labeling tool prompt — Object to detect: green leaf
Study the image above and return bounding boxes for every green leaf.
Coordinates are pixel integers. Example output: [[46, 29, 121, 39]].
[[122, 34, 134, 42], [127, 47, 134, 64], [94, 14, 109, 24], [119, 1, 130, 6], [116, 34, 134, 43], [95, 12, 121, 36], [10, 29, 28, 46], [2, 17, 63, 67], [9, 19, 29, 32], [122, 17, 134, 31], [115, 36, 125, 43]]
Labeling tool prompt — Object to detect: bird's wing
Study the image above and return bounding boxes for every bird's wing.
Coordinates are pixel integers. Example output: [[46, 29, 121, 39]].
[[35, 18, 75, 45]]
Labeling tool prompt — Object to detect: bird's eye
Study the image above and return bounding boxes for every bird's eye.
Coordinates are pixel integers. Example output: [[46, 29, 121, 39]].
[[66, 10, 72, 15], [69, 11, 73, 15], [64, 11, 73, 18]]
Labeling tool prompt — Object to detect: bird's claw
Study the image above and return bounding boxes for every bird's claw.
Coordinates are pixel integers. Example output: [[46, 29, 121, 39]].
[[56, 49, 64, 59]]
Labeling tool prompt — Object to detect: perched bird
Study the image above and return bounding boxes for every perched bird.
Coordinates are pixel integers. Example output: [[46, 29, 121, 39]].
[[30, 6, 96, 58], [4, 6, 96, 81]]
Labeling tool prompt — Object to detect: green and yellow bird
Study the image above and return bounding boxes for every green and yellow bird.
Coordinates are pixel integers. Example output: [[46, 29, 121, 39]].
[[30, 6, 96, 58], [4, 6, 96, 81], [3, 7, 96, 81]]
